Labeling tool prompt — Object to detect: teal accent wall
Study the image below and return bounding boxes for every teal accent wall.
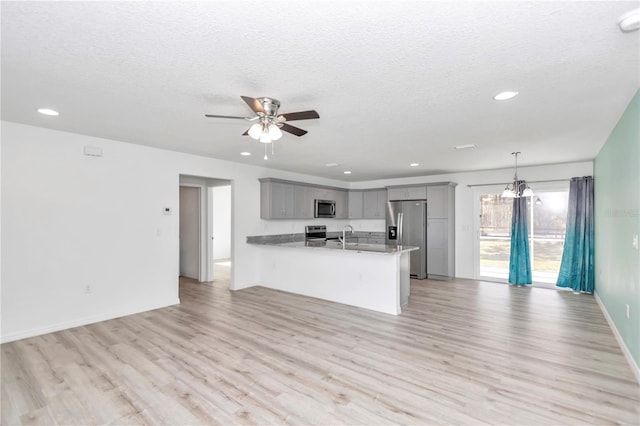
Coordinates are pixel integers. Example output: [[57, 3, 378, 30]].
[[594, 90, 640, 370]]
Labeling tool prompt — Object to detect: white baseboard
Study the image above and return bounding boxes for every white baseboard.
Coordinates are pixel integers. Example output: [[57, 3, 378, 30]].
[[594, 292, 640, 384], [0, 298, 180, 344]]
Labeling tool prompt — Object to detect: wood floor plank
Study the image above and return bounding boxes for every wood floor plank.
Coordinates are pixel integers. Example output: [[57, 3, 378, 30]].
[[2, 267, 639, 425]]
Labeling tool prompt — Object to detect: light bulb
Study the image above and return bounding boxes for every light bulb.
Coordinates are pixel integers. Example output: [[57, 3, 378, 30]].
[[501, 187, 516, 198], [268, 124, 282, 140], [248, 123, 262, 140], [259, 130, 271, 143]]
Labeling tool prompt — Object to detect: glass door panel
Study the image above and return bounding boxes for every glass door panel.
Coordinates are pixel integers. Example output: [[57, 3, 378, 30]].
[[530, 191, 568, 283], [477, 188, 568, 285], [479, 194, 513, 280]]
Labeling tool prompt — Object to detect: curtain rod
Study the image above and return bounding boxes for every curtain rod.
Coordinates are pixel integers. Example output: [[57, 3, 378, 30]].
[[467, 179, 570, 188]]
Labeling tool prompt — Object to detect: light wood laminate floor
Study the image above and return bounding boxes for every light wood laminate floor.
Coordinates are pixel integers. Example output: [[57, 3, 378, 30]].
[[2, 268, 639, 425]]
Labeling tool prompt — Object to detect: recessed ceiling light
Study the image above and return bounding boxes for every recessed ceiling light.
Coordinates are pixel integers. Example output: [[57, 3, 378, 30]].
[[37, 108, 59, 116], [493, 91, 519, 101], [240, 152, 251, 156], [454, 143, 479, 150], [325, 163, 339, 167], [343, 171, 352, 175], [410, 163, 419, 167], [619, 8, 640, 32]]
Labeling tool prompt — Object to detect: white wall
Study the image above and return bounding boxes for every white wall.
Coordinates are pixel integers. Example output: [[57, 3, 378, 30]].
[[0, 121, 348, 342], [213, 186, 231, 260], [351, 161, 594, 279]]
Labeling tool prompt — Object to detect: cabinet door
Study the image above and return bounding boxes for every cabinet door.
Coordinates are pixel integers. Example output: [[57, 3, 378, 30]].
[[388, 186, 426, 200], [348, 191, 364, 219], [271, 182, 294, 219], [363, 190, 379, 218], [294, 185, 314, 219], [363, 189, 386, 218], [387, 187, 408, 200], [376, 189, 387, 217], [334, 190, 349, 219], [427, 185, 448, 218], [407, 186, 427, 199], [427, 218, 448, 276]]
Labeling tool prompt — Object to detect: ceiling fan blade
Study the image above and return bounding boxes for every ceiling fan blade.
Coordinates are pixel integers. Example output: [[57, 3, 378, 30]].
[[241, 96, 265, 114], [205, 114, 249, 120], [280, 123, 308, 137], [279, 110, 320, 121]]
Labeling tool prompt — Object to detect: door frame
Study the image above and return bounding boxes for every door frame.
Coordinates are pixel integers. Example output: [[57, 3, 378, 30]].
[[179, 176, 233, 284], [179, 185, 201, 280]]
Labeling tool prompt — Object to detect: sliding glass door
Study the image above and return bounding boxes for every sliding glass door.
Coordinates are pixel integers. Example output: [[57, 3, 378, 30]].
[[476, 183, 569, 285]]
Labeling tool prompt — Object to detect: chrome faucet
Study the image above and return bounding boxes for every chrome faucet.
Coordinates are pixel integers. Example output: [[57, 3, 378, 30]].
[[339, 225, 355, 248]]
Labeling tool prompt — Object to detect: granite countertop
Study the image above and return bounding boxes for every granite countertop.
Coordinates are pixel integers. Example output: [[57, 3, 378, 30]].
[[247, 237, 418, 255]]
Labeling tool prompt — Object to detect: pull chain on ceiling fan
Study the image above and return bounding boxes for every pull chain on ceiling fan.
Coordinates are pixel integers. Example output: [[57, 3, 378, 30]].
[[205, 96, 320, 159]]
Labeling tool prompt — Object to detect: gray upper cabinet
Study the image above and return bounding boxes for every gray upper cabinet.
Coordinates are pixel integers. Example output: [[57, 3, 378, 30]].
[[261, 180, 294, 219], [363, 189, 387, 219], [294, 185, 314, 219], [387, 185, 427, 200], [348, 191, 364, 219], [333, 190, 349, 219], [260, 178, 349, 220], [426, 184, 453, 218]]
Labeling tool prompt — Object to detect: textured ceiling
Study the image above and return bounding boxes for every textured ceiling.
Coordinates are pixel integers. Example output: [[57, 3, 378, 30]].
[[2, 1, 639, 181]]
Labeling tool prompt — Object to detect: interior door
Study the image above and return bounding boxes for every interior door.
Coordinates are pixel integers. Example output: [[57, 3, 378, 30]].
[[179, 186, 200, 279]]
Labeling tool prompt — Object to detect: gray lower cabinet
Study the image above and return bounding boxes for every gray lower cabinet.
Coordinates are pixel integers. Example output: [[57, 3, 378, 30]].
[[427, 218, 449, 276]]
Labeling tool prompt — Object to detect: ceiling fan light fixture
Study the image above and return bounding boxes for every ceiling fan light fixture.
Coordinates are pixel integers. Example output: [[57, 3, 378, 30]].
[[259, 130, 271, 144], [268, 124, 282, 140], [248, 123, 263, 140]]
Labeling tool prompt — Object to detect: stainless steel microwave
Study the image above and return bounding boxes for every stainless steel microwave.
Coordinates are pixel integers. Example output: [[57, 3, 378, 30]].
[[314, 199, 336, 218]]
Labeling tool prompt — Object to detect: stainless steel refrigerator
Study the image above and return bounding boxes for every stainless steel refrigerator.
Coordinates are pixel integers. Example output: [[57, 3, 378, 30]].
[[386, 200, 427, 279]]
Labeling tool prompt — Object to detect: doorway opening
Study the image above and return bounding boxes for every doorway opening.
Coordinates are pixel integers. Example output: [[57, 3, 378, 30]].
[[179, 175, 233, 289], [474, 182, 569, 287]]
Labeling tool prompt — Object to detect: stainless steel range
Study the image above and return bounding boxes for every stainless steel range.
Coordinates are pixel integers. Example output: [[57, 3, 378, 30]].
[[305, 225, 327, 243]]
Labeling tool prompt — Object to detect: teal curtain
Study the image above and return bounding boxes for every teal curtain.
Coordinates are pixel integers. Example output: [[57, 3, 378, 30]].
[[556, 176, 594, 293], [509, 190, 532, 285]]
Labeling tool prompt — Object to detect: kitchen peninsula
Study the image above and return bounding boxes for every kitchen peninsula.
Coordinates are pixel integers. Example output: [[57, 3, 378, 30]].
[[247, 235, 418, 315]]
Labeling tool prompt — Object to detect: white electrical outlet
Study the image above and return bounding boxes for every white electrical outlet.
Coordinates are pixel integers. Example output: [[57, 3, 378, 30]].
[[626, 304, 630, 319], [633, 234, 638, 250], [84, 284, 93, 294]]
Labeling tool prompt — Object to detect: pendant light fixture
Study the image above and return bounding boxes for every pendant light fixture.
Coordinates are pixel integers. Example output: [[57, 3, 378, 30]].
[[501, 152, 534, 198]]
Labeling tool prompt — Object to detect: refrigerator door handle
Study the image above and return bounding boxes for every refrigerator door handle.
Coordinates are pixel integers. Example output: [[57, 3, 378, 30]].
[[397, 213, 404, 246]]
